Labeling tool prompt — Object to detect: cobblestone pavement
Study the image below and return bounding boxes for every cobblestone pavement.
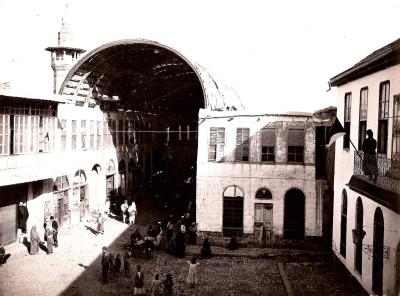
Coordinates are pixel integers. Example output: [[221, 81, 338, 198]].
[[0, 197, 366, 296]]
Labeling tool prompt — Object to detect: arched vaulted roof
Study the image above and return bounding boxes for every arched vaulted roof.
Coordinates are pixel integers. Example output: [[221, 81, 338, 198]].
[[60, 39, 242, 112]]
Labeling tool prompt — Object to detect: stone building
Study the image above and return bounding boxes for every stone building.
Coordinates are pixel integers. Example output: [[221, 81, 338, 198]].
[[196, 107, 335, 246], [329, 37, 400, 296]]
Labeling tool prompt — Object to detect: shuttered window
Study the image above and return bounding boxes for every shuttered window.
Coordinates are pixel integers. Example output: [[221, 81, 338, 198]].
[[287, 129, 304, 163], [261, 128, 275, 162], [41, 117, 56, 152], [60, 119, 67, 151], [0, 115, 9, 155], [71, 120, 77, 150], [97, 121, 102, 149], [14, 115, 30, 154], [81, 120, 87, 150], [235, 128, 250, 161], [209, 127, 225, 161], [90, 121, 95, 149]]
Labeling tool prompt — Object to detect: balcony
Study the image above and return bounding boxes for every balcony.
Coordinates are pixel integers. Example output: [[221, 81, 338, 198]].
[[348, 151, 400, 213]]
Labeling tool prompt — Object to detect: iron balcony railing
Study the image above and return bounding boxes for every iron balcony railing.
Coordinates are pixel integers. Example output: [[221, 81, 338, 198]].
[[353, 151, 400, 194]]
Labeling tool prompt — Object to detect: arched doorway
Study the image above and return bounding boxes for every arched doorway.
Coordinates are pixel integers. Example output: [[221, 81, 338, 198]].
[[118, 159, 126, 197], [53, 175, 70, 227], [89, 164, 102, 213], [284, 188, 305, 239], [354, 197, 363, 274], [223, 185, 244, 237], [72, 170, 87, 224], [372, 207, 384, 295], [106, 160, 117, 213], [340, 189, 348, 257]]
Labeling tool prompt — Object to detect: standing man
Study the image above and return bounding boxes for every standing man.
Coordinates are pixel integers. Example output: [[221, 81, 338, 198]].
[[101, 246, 110, 284], [50, 216, 59, 247], [45, 223, 54, 255], [362, 129, 378, 180], [128, 201, 137, 225], [121, 200, 129, 224], [18, 202, 29, 234]]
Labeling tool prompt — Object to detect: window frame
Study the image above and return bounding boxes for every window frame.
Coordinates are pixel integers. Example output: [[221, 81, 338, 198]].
[[343, 92, 352, 149], [358, 87, 368, 149], [287, 128, 304, 164], [235, 128, 250, 162]]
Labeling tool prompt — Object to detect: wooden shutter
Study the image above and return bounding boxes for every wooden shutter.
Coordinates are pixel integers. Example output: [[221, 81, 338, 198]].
[[288, 129, 304, 146], [261, 128, 275, 146]]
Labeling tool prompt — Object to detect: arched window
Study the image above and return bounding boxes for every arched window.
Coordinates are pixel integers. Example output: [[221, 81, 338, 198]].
[[354, 197, 363, 273], [73, 170, 87, 186], [54, 175, 69, 192], [255, 188, 272, 199], [340, 189, 347, 257], [372, 207, 384, 295], [223, 185, 244, 237]]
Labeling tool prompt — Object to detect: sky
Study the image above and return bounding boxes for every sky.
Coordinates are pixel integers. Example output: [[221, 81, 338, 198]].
[[0, 0, 399, 112]]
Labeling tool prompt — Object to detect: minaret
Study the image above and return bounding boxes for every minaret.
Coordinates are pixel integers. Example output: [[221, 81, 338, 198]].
[[45, 1, 85, 94]]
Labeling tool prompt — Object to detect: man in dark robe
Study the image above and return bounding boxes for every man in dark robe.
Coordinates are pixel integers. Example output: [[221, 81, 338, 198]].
[[18, 202, 29, 234], [101, 246, 110, 284], [362, 129, 378, 179]]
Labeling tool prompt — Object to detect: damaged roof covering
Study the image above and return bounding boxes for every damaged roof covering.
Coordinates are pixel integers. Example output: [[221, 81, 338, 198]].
[[60, 39, 242, 111], [329, 37, 400, 87]]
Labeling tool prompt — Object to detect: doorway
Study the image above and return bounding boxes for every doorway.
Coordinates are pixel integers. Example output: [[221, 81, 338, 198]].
[[284, 188, 305, 239]]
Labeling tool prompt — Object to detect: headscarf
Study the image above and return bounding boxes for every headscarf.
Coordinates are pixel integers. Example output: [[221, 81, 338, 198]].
[[30, 225, 40, 241]]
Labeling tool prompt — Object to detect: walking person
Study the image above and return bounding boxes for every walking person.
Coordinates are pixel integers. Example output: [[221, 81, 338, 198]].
[[50, 216, 59, 247], [121, 200, 129, 224], [96, 213, 104, 235], [29, 225, 41, 255], [200, 236, 211, 258], [128, 201, 137, 225], [186, 257, 200, 288], [123, 248, 131, 277], [150, 273, 162, 296], [45, 223, 54, 254], [162, 273, 174, 296], [134, 264, 145, 295], [114, 253, 121, 278], [101, 246, 110, 284]]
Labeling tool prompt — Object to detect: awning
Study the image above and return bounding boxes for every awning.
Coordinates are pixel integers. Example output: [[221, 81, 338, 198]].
[[0, 167, 65, 187]]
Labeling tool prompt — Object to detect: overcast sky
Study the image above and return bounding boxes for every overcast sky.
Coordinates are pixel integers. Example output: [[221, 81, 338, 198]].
[[0, 0, 399, 112]]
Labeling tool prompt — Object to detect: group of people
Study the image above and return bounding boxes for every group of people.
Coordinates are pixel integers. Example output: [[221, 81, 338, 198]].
[[101, 244, 200, 295], [121, 200, 137, 225], [29, 216, 59, 255]]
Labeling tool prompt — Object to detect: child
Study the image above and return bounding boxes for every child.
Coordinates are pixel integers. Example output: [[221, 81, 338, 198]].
[[134, 264, 145, 295], [162, 273, 173, 296], [114, 253, 121, 277], [186, 257, 199, 288], [150, 273, 162, 296]]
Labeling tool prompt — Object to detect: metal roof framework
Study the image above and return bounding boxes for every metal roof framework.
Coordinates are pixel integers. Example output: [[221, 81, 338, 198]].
[[60, 39, 242, 114]]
